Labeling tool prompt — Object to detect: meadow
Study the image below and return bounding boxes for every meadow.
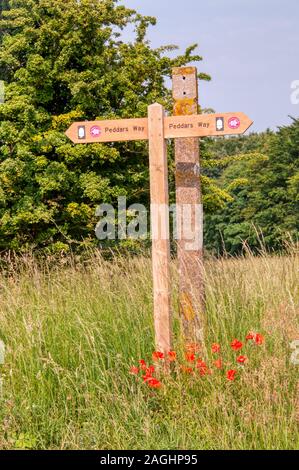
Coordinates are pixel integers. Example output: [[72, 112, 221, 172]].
[[0, 249, 298, 450]]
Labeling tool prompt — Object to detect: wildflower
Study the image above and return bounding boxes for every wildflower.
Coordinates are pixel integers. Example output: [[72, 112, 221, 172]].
[[211, 343, 221, 353], [246, 332, 255, 341], [146, 378, 162, 389], [198, 365, 208, 376], [129, 366, 139, 375], [246, 332, 265, 345], [237, 355, 248, 364], [145, 365, 155, 375], [254, 333, 264, 345], [214, 358, 223, 369], [231, 339, 243, 351], [167, 351, 176, 362], [142, 365, 155, 382], [152, 351, 164, 361], [142, 374, 153, 382], [227, 369, 237, 381], [139, 360, 147, 370], [196, 359, 209, 376], [196, 359, 206, 368], [185, 352, 196, 362]]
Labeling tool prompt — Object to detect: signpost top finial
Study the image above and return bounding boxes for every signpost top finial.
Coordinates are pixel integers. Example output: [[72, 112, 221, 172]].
[[149, 102, 163, 109], [172, 66, 197, 76]]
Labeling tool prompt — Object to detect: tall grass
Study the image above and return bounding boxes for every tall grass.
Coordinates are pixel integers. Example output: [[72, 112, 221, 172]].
[[0, 250, 298, 449]]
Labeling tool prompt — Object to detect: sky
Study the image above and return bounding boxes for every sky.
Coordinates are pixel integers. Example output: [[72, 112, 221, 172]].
[[120, 0, 299, 133]]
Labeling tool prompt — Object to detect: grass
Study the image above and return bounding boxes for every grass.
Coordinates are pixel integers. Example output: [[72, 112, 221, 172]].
[[0, 249, 298, 450]]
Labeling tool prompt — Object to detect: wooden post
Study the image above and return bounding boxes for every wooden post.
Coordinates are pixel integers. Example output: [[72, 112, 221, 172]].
[[172, 67, 205, 346], [148, 103, 172, 355]]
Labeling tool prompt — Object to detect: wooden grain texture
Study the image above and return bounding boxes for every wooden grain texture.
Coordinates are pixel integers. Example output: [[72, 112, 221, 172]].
[[148, 103, 172, 356], [172, 66, 205, 346]]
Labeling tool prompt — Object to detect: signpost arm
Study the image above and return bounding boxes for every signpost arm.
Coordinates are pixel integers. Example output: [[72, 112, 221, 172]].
[[172, 67, 205, 347], [148, 103, 172, 356]]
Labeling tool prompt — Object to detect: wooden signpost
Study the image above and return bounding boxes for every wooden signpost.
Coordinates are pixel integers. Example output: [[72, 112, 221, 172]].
[[172, 67, 204, 347], [66, 70, 253, 356], [66, 112, 252, 144]]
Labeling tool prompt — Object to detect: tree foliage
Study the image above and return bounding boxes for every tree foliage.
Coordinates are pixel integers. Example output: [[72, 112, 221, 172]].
[[0, 0, 209, 252], [1, 1, 296, 255], [204, 121, 299, 254]]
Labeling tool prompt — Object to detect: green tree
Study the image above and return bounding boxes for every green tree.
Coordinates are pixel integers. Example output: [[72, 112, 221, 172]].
[[0, 0, 209, 252], [205, 121, 299, 254]]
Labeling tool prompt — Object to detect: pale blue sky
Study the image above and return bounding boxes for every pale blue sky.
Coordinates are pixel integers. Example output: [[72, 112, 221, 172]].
[[121, 0, 299, 133]]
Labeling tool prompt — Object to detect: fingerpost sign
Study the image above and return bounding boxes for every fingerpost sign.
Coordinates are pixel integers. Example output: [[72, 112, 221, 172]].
[[66, 70, 253, 356]]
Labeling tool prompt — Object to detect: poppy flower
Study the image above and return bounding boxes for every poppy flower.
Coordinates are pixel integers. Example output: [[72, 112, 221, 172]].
[[198, 365, 209, 377], [196, 359, 206, 368], [211, 343, 221, 353], [143, 374, 153, 382], [152, 351, 164, 361], [246, 332, 265, 345], [196, 359, 209, 376], [231, 339, 243, 351], [246, 332, 255, 341], [226, 369, 237, 381], [129, 366, 139, 375], [145, 365, 155, 376], [237, 355, 248, 364], [254, 333, 264, 345], [139, 359, 147, 370], [146, 378, 162, 389], [214, 358, 223, 369], [185, 352, 196, 362], [168, 351, 176, 362]]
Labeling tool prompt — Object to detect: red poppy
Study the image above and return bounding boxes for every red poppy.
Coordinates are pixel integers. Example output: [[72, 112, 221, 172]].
[[146, 378, 162, 389], [152, 351, 164, 361], [237, 355, 247, 364], [227, 369, 237, 381], [246, 332, 265, 345], [143, 374, 152, 382], [145, 365, 155, 376], [139, 359, 147, 370], [196, 359, 208, 376], [198, 366, 208, 377], [185, 352, 196, 362], [196, 359, 205, 368], [211, 343, 221, 353], [168, 351, 176, 362], [254, 333, 264, 345], [231, 339, 243, 351], [246, 332, 255, 341], [129, 366, 139, 375], [214, 358, 223, 369]]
